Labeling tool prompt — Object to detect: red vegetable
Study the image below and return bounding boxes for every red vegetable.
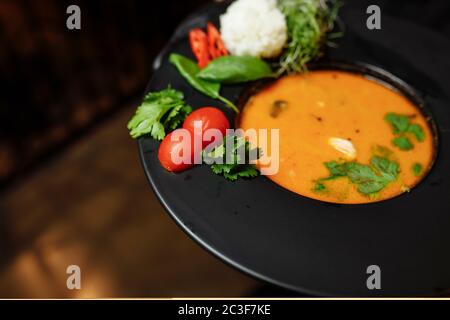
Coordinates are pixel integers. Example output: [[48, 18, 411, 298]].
[[189, 29, 211, 68], [189, 23, 228, 67], [207, 23, 229, 59], [158, 129, 195, 172], [158, 108, 230, 173], [183, 107, 230, 149]]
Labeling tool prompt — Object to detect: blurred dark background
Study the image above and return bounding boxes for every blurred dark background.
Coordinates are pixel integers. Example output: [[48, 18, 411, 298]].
[[0, 0, 449, 298], [0, 0, 262, 298], [0, 0, 211, 187]]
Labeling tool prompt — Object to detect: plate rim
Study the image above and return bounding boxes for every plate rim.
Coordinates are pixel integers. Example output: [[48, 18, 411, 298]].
[[136, 1, 450, 297]]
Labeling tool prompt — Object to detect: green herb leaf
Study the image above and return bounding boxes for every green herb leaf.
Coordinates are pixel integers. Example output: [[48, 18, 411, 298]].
[[163, 104, 192, 130], [324, 161, 348, 177], [169, 53, 239, 113], [345, 163, 386, 194], [169, 54, 220, 97], [412, 163, 423, 176], [277, 0, 342, 74], [384, 113, 426, 151], [212, 164, 259, 181], [127, 88, 191, 140], [313, 182, 326, 192], [348, 158, 398, 195], [385, 113, 410, 134], [317, 156, 399, 196], [371, 156, 399, 182], [392, 136, 413, 151], [408, 124, 425, 142], [205, 135, 260, 181], [197, 56, 273, 84]]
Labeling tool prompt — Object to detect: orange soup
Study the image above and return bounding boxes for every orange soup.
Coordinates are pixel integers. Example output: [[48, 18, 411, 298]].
[[239, 71, 435, 204]]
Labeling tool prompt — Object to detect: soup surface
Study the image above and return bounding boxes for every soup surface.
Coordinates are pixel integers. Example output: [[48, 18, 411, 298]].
[[239, 71, 435, 204]]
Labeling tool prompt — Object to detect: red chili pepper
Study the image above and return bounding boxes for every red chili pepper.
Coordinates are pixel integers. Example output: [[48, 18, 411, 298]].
[[207, 23, 229, 59], [189, 29, 211, 68]]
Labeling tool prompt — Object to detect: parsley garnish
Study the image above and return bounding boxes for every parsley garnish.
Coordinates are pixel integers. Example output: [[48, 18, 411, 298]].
[[314, 156, 399, 196], [204, 135, 260, 181], [127, 88, 192, 140], [384, 113, 425, 151]]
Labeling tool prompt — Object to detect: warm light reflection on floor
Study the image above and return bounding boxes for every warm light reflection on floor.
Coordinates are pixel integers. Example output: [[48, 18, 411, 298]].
[[0, 107, 258, 298]]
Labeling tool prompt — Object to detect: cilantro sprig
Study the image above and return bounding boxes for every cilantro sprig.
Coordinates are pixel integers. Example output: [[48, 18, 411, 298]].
[[204, 135, 260, 181], [314, 156, 399, 196], [392, 136, 413, 151], [384, 113, 425, 151], [127, 88, 192, 140]]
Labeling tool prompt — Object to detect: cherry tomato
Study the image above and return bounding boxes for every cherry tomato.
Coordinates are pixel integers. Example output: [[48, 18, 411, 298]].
[[207, 23, 229, 59], [158, 129, 195, 173], [183, 107, 230, 149], [189, 29, 211, 68]]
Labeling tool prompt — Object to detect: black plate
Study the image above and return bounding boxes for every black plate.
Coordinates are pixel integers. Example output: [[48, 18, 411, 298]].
[[138, 1, 450, 296]]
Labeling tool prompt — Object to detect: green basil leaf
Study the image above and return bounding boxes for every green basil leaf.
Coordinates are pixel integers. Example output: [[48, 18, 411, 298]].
[[169, 53, 239, 113], [169, 53, 220, 98], [198, 56, 273, 84]]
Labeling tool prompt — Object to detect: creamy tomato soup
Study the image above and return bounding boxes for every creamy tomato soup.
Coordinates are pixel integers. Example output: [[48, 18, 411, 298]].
[[239, 71, 435, 204]]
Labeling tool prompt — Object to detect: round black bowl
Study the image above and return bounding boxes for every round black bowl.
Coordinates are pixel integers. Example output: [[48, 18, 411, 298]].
[[138, 1, 450, 296]]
